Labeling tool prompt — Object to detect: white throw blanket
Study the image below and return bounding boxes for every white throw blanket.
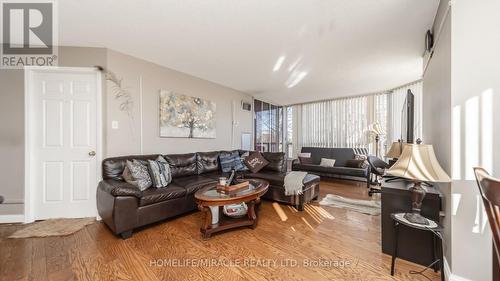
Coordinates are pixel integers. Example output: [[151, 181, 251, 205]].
[[284, 171, 308, 195]]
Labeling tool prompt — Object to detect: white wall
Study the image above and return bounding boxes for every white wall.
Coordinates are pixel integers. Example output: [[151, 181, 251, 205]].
[[423, 1, 500, 280], [448, 0, 500, 280]]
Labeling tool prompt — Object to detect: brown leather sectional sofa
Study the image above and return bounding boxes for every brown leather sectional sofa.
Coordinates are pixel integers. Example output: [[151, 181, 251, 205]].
[[97, 150, 320, 239]]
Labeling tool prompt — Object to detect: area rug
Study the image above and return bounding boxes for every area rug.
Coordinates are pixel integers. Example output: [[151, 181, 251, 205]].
[[319, 194, 381, 215], [8, 217, 95, 238]]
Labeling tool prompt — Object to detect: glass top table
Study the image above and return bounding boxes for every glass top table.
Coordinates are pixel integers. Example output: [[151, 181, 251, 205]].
[[194, 179, 269, 203], [194, 178, 269, 239]]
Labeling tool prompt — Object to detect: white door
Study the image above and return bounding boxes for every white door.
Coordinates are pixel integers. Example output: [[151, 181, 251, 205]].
[[28, 68, 101, 220]]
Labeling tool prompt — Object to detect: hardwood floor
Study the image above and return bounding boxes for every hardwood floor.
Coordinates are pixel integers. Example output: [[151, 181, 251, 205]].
[[0, 179, 440, 281]]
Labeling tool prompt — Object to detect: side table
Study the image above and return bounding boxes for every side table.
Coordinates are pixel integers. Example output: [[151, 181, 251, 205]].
[[390, 213, 445, 281]]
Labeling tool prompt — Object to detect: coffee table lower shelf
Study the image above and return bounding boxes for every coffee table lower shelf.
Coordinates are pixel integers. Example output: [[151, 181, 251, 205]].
[[198, 200, 259, 239]]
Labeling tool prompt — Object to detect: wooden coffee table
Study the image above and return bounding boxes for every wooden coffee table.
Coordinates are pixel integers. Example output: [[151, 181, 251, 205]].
[[194, 179, 269, 239]]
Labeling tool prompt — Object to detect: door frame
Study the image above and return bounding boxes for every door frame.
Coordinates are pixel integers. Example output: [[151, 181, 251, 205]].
[[24, 66, 103, 223]]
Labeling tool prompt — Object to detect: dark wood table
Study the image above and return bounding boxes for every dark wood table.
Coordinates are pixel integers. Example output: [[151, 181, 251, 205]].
[[194, 179, 269, 239]]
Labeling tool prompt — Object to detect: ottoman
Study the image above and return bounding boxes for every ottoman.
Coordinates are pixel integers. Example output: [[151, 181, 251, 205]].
[[260, 173, 320, 211]]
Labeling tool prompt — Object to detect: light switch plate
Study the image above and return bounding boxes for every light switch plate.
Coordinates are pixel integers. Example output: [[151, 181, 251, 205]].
[[111, 121, 119, 129]]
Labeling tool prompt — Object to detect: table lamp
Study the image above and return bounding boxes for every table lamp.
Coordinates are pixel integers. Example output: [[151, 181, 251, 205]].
[[386, 144, 451, 225]]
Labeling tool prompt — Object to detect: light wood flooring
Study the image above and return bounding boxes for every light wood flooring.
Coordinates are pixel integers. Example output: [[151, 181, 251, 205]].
[[0, 179, 440, 281]]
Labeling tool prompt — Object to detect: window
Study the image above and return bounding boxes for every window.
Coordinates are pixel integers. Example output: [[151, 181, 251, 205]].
[[254, 99, 284, 152], [287, 80, 423, 158]]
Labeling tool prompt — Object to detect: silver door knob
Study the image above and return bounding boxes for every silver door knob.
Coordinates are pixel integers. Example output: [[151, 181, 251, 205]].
[[88, 151, 96, 156]]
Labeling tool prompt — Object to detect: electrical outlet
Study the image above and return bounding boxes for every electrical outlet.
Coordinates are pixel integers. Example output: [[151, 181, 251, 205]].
[[111, 121, 119, 129]]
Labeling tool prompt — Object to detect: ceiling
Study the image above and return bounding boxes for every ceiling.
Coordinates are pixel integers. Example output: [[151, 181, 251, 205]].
[[58, 0, 439, 105]]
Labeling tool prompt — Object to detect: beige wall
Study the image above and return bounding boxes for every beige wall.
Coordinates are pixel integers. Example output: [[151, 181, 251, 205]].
[[0, 69, 25, 215], [0, 47, 253, 217], [105, 50, 253, 156]]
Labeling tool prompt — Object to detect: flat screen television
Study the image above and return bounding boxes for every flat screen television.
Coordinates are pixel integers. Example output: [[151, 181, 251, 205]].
[[401, 89, 414, 144]]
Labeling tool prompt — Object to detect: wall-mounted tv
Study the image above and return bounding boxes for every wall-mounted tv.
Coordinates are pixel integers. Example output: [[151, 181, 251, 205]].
[[401, 89, 414, 144]]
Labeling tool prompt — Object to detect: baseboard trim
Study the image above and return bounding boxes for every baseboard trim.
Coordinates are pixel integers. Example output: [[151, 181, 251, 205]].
[[444, 257, 474, 281], [444, 257, 452, 280], [0, 214, 25, 224]]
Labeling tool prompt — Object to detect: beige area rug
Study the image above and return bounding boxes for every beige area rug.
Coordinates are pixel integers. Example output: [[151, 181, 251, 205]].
[[8, 217, 95, 238], [319, 194, 381, 215]]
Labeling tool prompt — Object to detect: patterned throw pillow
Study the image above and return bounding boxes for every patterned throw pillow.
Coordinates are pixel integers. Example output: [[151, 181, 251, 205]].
[[147, 156, 172, 188], [220, 151, 247, 172], [354, 154, 369, 168], [243, 152, 269, 173], [125, 160, 152, 191]]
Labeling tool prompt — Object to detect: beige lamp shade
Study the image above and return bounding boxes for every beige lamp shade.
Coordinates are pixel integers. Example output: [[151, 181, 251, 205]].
[[385, 142, 409, 158], [386, 144, 451, 183]]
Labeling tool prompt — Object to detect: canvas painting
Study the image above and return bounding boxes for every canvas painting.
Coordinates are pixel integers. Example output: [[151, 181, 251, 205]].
[[159, 90, 216, 138]]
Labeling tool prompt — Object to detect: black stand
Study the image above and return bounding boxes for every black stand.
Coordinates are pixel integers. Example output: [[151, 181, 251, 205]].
[[390, 213, 444, 281]]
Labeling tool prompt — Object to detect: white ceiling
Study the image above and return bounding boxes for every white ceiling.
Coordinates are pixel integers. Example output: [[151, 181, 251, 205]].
[[59, 0, 439, 105]]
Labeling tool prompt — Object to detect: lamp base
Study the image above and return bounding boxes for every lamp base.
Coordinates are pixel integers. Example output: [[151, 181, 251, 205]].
[[404, 212, 429, 225]]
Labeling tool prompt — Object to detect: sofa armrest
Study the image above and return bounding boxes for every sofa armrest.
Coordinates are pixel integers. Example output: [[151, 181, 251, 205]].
[[98, 179, 142, 198]]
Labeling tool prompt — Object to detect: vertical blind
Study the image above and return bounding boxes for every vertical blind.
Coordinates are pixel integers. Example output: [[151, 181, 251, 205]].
[[298, 95, 368, 149], [289, 80, 423, 158]]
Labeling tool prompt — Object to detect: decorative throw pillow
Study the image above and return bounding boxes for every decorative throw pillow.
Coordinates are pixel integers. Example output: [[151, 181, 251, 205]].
[[354, 154, 369, 168], [122, 165, 139, 187], [299, 157, 313, 165], [126, 160, 152, 191], [220, 151, 247, 172], [243, 152, 269, 173], [147, 156, 172, 188], [345, 159, 365, 168], [320, 158, 336, 167]]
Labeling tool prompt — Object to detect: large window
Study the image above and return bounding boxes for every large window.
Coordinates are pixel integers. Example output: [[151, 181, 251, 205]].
[[289, 95, 370, 156], [287, 80, 423, 158], [254, 99, 284, 152]]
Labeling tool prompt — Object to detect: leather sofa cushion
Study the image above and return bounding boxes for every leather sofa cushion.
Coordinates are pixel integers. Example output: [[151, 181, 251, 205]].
[[294, 164, 367, 177], [197, 151, 220, 174], [102, 154, 159, 180], [201, 171, 231, 180], [172, 175, 217, 194], [262, 152, 285, 172], [164, 153, 198, 178], [247, 171, 285, 187], [139, 184, 187, 206]]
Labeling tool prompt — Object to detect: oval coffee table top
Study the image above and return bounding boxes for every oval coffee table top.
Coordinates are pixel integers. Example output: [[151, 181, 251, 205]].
[[195, 179, 269, 204]]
